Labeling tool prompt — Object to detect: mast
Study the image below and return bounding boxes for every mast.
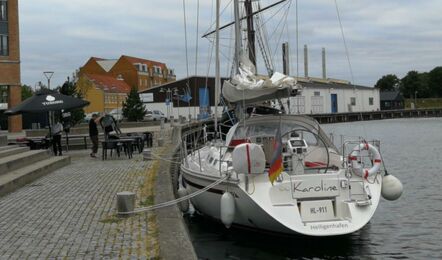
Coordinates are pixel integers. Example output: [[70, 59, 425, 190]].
[[233, 0, 241, 73], [214, 0, 220, 134], [245, 0, 256, 69]]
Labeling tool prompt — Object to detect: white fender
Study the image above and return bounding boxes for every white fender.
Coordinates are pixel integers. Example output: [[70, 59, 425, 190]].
[[220, 192, 235, 228], [348, 142, 382, 179], [177, 187, 190, 212], [232, 143, 266, 175], [381, 174, 403, 201]]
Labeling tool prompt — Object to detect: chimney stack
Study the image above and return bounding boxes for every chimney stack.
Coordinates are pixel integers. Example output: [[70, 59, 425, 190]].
[[322, 47, 326, 79], [304, 44, 308, 78]]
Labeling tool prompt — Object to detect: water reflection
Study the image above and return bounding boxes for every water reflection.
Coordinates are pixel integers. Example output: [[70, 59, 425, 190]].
[[185, 214, 375, 259]]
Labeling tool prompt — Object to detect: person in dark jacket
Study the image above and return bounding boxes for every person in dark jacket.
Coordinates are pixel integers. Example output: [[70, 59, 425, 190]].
[[52, 119, 63, 156], [89, 113, 100, 158]]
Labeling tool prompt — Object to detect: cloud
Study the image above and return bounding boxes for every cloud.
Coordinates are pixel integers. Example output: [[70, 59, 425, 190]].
[[19, 0, 442, 88]]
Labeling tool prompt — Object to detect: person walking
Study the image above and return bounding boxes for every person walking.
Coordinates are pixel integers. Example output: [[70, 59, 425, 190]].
[[52, 119, 63, 156], [89, 113, 100, 158]]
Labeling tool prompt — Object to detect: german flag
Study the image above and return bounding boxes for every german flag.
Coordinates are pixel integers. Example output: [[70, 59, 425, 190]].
[[268, 128, 283, 184]]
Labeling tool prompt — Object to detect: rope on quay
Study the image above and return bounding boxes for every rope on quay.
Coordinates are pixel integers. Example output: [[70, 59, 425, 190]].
[[150, 151, 181, 164], [119, 174, 230, 215]]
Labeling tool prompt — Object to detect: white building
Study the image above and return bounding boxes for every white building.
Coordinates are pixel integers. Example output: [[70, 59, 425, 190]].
[[139, 76, 380, 121], [282, 77, 380, 114]]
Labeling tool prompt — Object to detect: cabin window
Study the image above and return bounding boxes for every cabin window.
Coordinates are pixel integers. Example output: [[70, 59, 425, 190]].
[[369, 97, 374, 106], [350, 97, 356, 106]]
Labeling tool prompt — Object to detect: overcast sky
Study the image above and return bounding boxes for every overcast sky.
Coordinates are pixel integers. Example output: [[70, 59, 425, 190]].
[[19, 0, 442, 89]]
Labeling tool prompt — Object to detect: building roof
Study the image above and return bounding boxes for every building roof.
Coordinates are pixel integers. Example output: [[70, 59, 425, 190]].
[[85, 74, 131, 94], [96, 59, 118, 72], [380, 90, 403, 101], [139, 75, 374, 94], [90, 57, 106, 61], [122, 55, 167, 69]]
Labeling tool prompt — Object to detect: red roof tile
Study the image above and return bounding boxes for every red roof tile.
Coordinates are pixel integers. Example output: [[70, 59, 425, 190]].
[[85, 74, 131, 94]]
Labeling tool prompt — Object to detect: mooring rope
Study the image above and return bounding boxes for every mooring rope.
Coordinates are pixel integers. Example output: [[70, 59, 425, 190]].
[[119, 174, 231, 215]]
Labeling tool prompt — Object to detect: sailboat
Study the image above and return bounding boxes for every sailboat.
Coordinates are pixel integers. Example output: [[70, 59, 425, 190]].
[[179, 0, 403, 236]]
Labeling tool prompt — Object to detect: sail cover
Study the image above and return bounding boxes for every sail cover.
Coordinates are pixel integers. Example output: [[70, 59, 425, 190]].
[[222, 54, 301, 103]]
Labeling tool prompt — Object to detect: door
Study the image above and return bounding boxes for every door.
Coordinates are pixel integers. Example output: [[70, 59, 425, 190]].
[[331, 94, 338, 113]]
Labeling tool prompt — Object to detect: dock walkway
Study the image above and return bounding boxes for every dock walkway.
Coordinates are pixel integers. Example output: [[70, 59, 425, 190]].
[[0, 148, 172, 259]]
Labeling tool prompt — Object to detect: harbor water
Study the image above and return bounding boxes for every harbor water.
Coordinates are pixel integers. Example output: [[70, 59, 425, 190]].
[[184, 118, 442, 259]]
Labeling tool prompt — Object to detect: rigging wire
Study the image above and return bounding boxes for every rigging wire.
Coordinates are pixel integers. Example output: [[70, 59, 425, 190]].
[[295, 0, 299, 78], [334, 0, 355, 85], [182, 0, 191, 121], [203, 0, 233, 36], [271, 1, 292, 66], [194, 0, 200, 118], [334, 0, 368, 137], [204, 0, 215, 104]]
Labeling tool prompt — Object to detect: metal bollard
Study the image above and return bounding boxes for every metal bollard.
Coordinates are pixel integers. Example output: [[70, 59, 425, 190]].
[[158, 138, 164, 147], [143, 148, 151, 161], [116, 191, 136, 215]]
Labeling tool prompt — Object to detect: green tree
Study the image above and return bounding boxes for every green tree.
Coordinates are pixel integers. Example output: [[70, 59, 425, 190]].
[[400, 71, 429, 98], [122, 86, 145, 121], [429, 66, 442, 97], [59, 77, 85, 125], [374, 74, 400, 91], [21, 84, 34, 100]]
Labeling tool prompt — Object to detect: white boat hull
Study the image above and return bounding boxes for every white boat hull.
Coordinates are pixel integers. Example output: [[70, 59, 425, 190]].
[[182, 165, 382, 236]]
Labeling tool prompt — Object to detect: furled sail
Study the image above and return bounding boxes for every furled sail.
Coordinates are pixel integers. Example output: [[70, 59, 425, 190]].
[[222, 54, 301, 104]]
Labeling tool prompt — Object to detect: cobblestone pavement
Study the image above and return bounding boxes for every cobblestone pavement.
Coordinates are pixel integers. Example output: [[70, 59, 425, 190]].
[[0, 150, 161, 259]]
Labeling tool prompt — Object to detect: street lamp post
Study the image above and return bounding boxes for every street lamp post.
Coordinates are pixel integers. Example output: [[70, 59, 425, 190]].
[[173, 87, 180, 119], [43, 71, 54, 127], [414, 91, 418, 109], [43, 71, 54, 89], [160, 88, 172, 120]]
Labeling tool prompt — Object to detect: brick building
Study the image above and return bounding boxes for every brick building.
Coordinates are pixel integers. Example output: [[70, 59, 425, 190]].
[[0, 0, 21, 132], [79, 55, 176, 92], [77, 55, 176, 114]]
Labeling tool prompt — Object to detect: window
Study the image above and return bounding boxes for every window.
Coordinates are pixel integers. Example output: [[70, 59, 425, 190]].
[[0, 1, 7, 21], [0, 34, 8, 56], [314, 91, 320, 96], [311, 96, 324, 113], [350, 97, 356, 106], [369, 97, 374, 106]]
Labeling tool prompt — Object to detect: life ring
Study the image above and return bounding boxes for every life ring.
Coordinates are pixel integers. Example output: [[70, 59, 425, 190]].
[[348, 142, 382, 179]]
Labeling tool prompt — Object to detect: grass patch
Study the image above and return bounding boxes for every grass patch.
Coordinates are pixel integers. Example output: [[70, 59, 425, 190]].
[[99, 215, 125, 224], [140, 195, 155, 206]]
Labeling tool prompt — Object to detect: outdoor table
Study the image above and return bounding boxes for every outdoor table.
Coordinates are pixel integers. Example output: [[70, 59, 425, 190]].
[[120, 136, 143, 153], [101, 139, 134, 160]]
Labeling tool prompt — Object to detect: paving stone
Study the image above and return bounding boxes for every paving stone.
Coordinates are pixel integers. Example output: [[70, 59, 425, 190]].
[[0, 150, 159, 259]]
